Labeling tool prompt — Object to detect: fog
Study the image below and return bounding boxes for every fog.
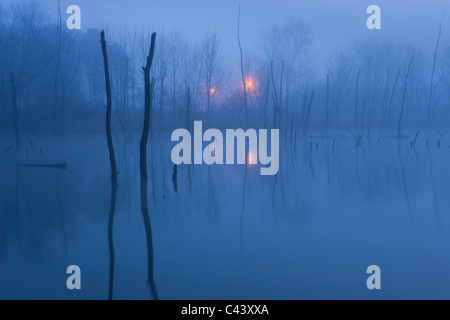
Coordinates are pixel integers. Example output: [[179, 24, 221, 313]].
[[1, 0, 450, 300]]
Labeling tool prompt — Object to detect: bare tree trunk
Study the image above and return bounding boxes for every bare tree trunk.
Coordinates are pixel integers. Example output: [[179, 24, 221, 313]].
[[206, 82, 211, 121], [304, 91, 315, 134], [100, 30, 118, 301], [398, 56, 414, 137], [387, 68, 401, 126], [150, 77, 155, 141], [262, 75, 270, 127], [53, 0, 63, 135], [237, 3, 248, 124], [300, 83, 308, 126], [159, 68, 166, 124], [279, 60, 284, 111], [140, 32, 158, 300], [427, 16, 443, 123], [10, 72, 19, 146], [270, 60, 279, 128], [354, 67, 360, 126], [325, 73, 329, 134]]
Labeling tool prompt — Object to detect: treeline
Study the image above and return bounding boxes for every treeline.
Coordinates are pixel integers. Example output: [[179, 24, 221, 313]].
[[1, 1, 450, 136]]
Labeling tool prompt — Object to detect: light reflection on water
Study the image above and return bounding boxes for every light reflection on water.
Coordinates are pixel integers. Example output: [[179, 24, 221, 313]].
[[1, 131, 450, 299]]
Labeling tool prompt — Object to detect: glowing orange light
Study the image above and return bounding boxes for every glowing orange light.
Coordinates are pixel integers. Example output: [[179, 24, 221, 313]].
[[248, 152, 253, 167], [244, 77, 256, 92], [212, 146, 215, 157], [210, 88, 216, 95]]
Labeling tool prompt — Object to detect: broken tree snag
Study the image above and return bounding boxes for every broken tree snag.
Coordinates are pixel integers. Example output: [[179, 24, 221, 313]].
[[141, 32, 156, 154], [100, 30, 118, 300], [100, 30, 118, 188], [237, 3, 248, 124], [139, 32, 158, 300], [172, 164, 178, 193], [10, 72, 20, 146], [100, 30, 117, 184]]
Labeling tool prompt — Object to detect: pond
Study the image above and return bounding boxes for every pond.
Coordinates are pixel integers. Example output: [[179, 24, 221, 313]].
[[0, 130, 450, 299]]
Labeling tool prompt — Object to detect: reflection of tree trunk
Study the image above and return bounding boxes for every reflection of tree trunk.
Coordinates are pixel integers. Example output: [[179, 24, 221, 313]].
[[397, 142, 412, 218], [10, 72, 20, 146], [12, 74, 20, 216], [171, 164, 178, 193], [427, 149, 441, 226], [15, 163, 19, 218], [100, 31, 118, 301], [140, 33, 158, 300], [240, 166, 248, 254]]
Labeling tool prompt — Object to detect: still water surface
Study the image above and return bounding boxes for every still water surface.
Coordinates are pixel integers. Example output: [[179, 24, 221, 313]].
[[1, 131, 450, 299]]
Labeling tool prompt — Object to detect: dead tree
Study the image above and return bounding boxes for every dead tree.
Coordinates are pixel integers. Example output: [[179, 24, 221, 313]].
[[427, 15, 443, 123], [325, 73, 329, 133], [52, 1, 63, 135], [354, 67, 360, 126], [140, 32, 158, 300], [304, 91, 315, 134], [237, 3, 249, 123], [100, 30, 117, 300], [270, 60, 279, 128], [398, 56, 414, 138]]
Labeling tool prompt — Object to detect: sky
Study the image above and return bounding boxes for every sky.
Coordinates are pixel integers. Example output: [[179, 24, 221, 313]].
[[3, 0, 450, 73]]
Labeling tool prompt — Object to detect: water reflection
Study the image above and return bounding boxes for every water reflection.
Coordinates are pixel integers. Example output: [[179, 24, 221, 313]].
[[1, 130, 450, 298]]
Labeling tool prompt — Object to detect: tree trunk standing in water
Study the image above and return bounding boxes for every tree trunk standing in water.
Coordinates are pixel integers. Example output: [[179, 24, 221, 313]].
[[10, 72, 19, 147], [100, 30, 118, 300], [270, 60, 279, 128], [387, 69, 401, 126], [304, 91, 315, 134], [398, 56, 414, 138], [427, 16, 443, 124], [140, 32, 158, 300], [325, 73, 329, 134], [53, 1, 63, 135]]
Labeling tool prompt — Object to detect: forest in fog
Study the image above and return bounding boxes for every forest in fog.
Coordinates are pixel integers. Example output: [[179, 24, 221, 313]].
[[4, 0, 450, 300], [2, 1, 450, 139]]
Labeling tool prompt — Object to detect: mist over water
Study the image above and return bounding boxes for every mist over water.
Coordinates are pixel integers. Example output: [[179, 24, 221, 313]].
[[1, 130, 450, 299], [1, 0, 450, 299]]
